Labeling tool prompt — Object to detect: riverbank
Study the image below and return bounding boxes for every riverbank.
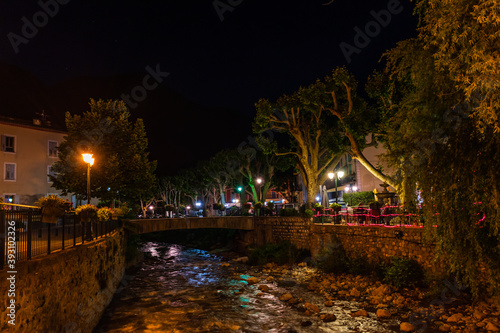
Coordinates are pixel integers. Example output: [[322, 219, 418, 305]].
[[225, 259, 500, 332]]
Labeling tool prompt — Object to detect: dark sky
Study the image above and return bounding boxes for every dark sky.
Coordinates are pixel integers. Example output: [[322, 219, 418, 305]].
[[0, 0, 417, 174]]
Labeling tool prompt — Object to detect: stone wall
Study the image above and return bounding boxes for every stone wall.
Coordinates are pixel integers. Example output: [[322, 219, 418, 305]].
[[0, 229, 127, 333], [247, 217, 440, 275], [310, 224, 441, 274]]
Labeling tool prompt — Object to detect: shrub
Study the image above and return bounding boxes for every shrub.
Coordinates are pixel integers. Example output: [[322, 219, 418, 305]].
[[248, 241, 310, 266], [302, 209, 314, 218], [343, 191, 375, 206], [382, 257, 424, 288]]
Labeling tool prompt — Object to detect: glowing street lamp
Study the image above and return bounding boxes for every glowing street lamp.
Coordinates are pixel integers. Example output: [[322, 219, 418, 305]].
[[82, 153, 94, 204], [328, 171, 344, 204], [256, 178, 263, 202]]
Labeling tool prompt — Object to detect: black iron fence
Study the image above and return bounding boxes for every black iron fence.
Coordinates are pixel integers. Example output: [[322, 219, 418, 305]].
[[0, 208, 120, 270]]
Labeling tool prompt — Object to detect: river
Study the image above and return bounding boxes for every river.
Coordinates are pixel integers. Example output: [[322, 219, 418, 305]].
[[94, 241, 401, 332]]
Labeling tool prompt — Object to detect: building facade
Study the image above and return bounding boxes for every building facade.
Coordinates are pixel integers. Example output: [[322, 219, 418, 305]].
[[0, 117, 70, 207]]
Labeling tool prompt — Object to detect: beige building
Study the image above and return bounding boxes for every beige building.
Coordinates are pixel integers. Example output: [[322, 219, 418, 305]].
[[326, 135, 396, 203], [0, 116, 70, 207]]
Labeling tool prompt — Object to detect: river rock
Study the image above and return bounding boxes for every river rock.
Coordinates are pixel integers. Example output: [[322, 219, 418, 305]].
[[350, 309, 368, 317], [486, 322, 499, 331], [376, 309, 391, 318], [232, 256, 248, 263], [321, 313, 337, 322], [372, 285, 390, 297], [304, 302, 320, 313], [277, 279, 296, 287], [280, 293, 293, 301], [220, 262, 230, 267], [400, 322, 416, 332], [446, 313, 463, 323], [246, 277, 259, 285], [324, 300, 334, 307], [258, 285, 269, 292], [350, 288, 361, 297]]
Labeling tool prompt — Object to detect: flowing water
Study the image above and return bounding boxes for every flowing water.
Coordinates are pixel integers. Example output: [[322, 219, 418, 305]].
[[94, 242, 401, 332]]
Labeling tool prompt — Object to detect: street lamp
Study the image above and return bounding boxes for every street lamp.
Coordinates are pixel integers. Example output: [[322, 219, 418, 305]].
[[328, 171, 344, 204], [344, 184, 358, 206], [256, 178, 263, 202], [82, 153, 94, 204]]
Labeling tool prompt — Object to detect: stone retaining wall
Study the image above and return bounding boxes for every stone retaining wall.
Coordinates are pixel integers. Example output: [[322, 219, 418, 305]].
[[250, 217, 440, 275], [0, 229, 127, 333]]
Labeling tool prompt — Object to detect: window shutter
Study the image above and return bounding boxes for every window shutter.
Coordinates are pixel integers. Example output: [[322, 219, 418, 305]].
[[1, 135, 5, 151]]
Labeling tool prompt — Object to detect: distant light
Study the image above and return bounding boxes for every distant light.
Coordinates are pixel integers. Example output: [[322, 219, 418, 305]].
[[149, 205, 154, 210], [345, 187, 350, 192], [237, 186, 243, 192], [186, 206, 191, 210], [82, 153, 94, 166], [316, 196, 320, 202], [352, 186, 358, 191], [8, 197, 13, 203], [328, 172, 334, 180], [195, 202, 201, 207], [256, 178, 262, 184], [338, 171, 344, 178]]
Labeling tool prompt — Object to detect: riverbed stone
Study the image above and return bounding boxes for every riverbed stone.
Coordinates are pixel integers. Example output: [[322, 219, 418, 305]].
[[351, 309, 368, 317], [258, 285, 269, 292], [280, 293, 293, 301], [376, 309, 391, 318], [324, 300, 334, 307], [321, 313, 337, 322], [304, 302, 320, 313], [400, 322, 416, 332], [246, 277, 259, 285], [486, 322, 500, 331]]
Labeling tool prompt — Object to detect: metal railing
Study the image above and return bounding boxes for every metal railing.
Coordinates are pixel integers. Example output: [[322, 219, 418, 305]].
[[313, 205, 424, 227], [0, 208, 120, 269]]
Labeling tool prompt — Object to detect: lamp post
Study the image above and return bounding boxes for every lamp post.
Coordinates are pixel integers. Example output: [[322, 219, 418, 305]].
[[256, 178, 263, 202], [82, 153, 94, 204], [328, 171, 344, 204]]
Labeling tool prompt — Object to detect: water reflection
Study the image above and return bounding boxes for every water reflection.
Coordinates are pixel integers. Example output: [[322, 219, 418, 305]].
[[95, 242, 399, 332]]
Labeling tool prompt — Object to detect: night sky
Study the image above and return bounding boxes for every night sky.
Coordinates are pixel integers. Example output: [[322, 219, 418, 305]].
[[0, 0, 417, 175]]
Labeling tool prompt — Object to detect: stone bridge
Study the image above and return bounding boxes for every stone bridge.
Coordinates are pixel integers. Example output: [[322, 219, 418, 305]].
[[127, 216, 255, 234]]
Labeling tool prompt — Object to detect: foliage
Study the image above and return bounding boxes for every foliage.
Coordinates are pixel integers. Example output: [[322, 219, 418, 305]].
[[278, 208, 299, 217], [342, 191, 374, 206], [302, 209, 314, 218], [50, 99, 157, 205], [97, 207, 112, 221], [313, 203, 324, 212], [382, 257, 424, 288], [75, 204, 99, 215], [253, 201, 263, 209], [329, 203, 342, 211], [248, 241, 310, 266], [378, 0, 500, 296], [243, 202, 252, 210], [35, 195, 72, 212]]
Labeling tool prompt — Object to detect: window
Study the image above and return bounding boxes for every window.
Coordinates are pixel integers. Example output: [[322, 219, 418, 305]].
[[1, 135, 15, 152], [48, 141, 58, 157], [47, 165, 57, 182], [348, 164, 352, 175], [4, 163, 16, 181]]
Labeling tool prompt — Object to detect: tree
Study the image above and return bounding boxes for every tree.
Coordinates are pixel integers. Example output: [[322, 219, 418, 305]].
[[380, 0, 500, 296], [254, 86, 346, 207], [50, 99, 157, 205]]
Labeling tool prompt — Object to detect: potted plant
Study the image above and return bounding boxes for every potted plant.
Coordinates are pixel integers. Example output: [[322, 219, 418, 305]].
[[75, 204, 99, 222], [253, 201, 263, 216], [329, 203, 342, 213], [97, 207, 113, 221], [36, 195, 72, 223], [313, 203, 324, 213]]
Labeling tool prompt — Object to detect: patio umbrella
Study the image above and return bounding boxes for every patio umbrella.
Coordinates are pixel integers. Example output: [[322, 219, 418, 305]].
[[321, 185, 329, 208]]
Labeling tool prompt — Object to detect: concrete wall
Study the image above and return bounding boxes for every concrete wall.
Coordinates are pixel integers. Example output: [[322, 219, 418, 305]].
[[0, 229, 127, 333]]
